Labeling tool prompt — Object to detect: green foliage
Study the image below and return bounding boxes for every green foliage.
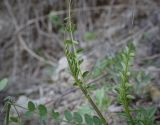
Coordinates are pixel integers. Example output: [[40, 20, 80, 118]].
[[65, 21, 76, 33], [64, 110, 73, 122], [92, 58, 110, 78], [4, 97, 13, 125], [135, 107, 157, 125], [52, 110, 60, 120], [95, 88, 105, 107], [64, 3, 108, 124], [82, 71, 90, 78], [93, 116, 103, 125], [49, 14, 61, 26], [73, 112, 83, 123], [10, 116, 18, 123], [78, 105, 93, 115], [2, 1, 158, 125], [84, 114, 94, 125], [3, 42, 158, 125], [77, 48, 84, 54], [95, 87, 112, 111], [90, 41, 158, 124], [133, 71, 151, 95], [65, 39, 79, 45], [48, 12, 65, 32], [0, 78, 8, 91], [116, 43, 136, 125], [38, 104, 47, 116], [38, 104, 48, 122], [28, 101, 35, 112]]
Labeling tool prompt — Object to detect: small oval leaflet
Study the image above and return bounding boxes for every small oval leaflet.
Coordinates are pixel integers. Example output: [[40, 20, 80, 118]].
[[64, 110, 72, 122], [52, 110, 60, 120], [28, 101, 35, 112], [82, 71, 89, 78], [38, 104, 47, 117], [10, 117, 18, 123], [78, 59, 84, 65], [126, 95, 135, 100], [73, 112, 83, 123], [65, 40, 78, 45], [84, 114, 93, 125], [77, 48, 84, 53], [0, 78, 8, 91]]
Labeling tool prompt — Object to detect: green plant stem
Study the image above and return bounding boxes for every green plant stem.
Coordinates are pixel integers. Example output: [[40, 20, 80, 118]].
[[66, 1, 108, 124], [65, 55, 108, 125], [125, 106, 135, 125], [68, 0, 73, 41], [5, 103, 11, 125], [121, 51, 135, 125], [75, 79, 108, 125]]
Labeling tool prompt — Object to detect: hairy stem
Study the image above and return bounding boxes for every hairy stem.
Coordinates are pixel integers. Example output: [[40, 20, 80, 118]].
[[120, 48, 135, 125], [78, 82, 108, 125], [66, 0, 108, 124], [5, 103, 11, 125]]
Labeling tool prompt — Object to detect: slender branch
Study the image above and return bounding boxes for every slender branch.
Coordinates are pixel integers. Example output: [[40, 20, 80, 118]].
[[4, 0, 56, 67]]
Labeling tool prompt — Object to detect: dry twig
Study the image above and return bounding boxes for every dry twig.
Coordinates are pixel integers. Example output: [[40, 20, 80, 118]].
[[4, 0, 56, 67]]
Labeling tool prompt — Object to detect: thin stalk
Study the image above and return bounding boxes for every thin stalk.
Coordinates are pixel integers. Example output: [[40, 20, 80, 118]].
[[5, 103, 11, 125], [78, 81, 108, 125], [65, 46, 108, 125], [66, 0, 108, 124], [68, 0, 73, 41], [121, 50, 135, 125]]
